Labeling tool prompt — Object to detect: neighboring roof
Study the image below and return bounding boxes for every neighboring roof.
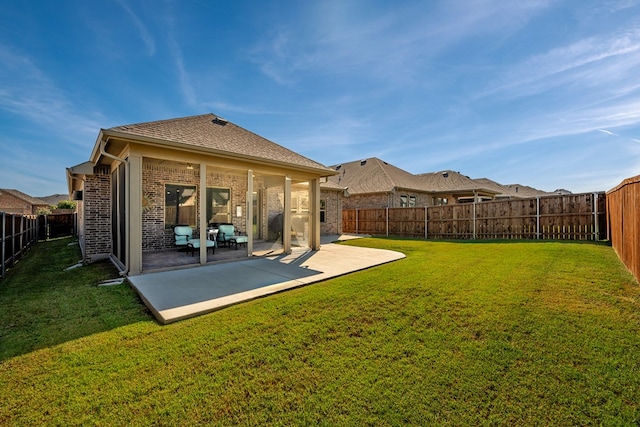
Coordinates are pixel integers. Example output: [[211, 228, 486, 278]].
[[473, 178, 551, 198], [0, 189, 49, 206], [326, 158, 427, 194], [38, 194, 71, 205], [415, 170, 496, 194], [102, 113, 335, 174]]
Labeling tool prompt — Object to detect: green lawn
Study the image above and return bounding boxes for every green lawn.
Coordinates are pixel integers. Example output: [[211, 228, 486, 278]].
[[1, 237, 639, 426]]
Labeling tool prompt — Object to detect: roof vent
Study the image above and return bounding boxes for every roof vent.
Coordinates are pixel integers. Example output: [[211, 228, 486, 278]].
[[212, 116, 228, 125], [360, 159, 367, 166], [442, 172, 449, 178], [335, 165, 342, 171]]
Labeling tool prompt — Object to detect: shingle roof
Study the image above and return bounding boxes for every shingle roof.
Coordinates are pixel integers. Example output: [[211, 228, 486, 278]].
[[326, 158, 427, 194], [0, 189, 49, 206], [473, 178, 551, 198], [106, 113, 334, 173], [415, 170, 491, 193]]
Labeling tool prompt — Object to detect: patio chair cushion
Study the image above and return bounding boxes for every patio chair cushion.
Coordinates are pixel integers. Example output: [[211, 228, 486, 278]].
[[228, 235, 248, 250], [186, 239, 216, 256], [174, 225, 194, 246], [174, 225, 217, 252], [217, 224, 236, 246]]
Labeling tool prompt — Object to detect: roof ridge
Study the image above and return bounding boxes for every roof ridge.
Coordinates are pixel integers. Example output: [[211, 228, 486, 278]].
[[108, 113, 217, 130], [372, 158, 399, 188]]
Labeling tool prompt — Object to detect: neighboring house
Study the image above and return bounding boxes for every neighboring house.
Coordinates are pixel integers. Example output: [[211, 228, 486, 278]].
[[325, 159, 500, 208], [38, 193, 73, 207], [471, 178, 552, 199], [326, 158, 434, 209], [415, 170, 499, 204], [67, 113, 337, 276], [0, 189, 50, 214]]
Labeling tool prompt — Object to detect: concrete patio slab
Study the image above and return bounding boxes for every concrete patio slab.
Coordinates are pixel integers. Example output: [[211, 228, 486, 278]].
[[127, 240, 404, 324]]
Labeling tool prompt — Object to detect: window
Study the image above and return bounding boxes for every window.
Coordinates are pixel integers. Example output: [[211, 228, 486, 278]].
[[409, 196, 416, 207], [320, 199, 326, 223], [400, 195, 408, 208], [206, 187, 231, 225], [165, 184, 197, 228], [432, 197, 448, 206]]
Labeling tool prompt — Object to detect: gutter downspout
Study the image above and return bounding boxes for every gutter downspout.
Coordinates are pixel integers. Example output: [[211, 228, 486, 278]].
[[100, 138, 130, 276]]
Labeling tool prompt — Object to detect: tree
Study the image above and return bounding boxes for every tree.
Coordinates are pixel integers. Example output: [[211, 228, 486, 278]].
[[56, 200, 76, 210]]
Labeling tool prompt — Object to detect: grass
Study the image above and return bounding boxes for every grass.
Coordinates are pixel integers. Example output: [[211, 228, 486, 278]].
[[1, 237, 640, 425]]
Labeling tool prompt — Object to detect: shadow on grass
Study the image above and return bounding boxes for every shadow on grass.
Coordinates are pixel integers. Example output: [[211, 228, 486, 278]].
[[0, 237, 152, 362]]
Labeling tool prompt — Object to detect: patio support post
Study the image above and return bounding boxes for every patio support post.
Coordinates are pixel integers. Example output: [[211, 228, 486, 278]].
[[247, 169, 253, 256], [284, 176, 292, 253], [199, 163, 207, 265], [310, 178, 321, 250], [128, 155, 143, 275]]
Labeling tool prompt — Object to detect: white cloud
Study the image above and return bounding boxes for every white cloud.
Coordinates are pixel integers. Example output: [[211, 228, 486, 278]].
[[0, 45, 103, 143], [114, 0, 156, 56]]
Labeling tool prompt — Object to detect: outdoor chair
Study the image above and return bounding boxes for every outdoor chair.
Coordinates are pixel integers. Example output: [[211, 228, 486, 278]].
[[173, 225, 216, 256], [217, 223, 248, 250]]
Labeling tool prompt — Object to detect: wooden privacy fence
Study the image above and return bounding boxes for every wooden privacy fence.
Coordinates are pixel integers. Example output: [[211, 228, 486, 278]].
[[607, 175, 640, 283], [343, 192, 606, 241], [38, 213, 77, 240], [1, 212, 77, 279], [1, 212, 38, 279]]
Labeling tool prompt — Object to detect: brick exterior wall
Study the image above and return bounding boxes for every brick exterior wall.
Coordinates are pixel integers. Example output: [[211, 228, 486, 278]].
[[320, 189, 342, 234], [82, 168, 112, 261], [0, 192, 40, 214], [343, 190, 432, 209]]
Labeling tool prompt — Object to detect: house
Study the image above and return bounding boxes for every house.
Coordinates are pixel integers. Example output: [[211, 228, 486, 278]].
[[67, 113, 337, 276], [471, 178, 552, 199], [327, 158, 434, 209], [0, 189, 50, 214], [415, 170, 499, 204], [326, 158, 500, 208]]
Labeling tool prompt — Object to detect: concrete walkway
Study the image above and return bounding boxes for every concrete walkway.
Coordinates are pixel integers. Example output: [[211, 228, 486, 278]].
[[128, 237, 405, 324]]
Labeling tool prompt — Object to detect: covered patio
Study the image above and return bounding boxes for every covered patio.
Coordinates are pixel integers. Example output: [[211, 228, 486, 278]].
[[68, 114, 339, 276]]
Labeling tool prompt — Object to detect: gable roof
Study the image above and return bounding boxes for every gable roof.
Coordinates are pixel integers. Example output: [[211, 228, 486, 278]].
[[0, 189, 49, 206], [473, 178, 551, 198], [415, 170, 496, 194], [326, 158, 427, 194], [100, 113, 334, 174]]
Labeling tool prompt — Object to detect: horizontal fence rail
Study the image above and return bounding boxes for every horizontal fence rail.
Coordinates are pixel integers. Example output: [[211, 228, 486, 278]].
[[1, 212, 77, 279], [607, 176, 640, 283], [343, 192, 607, 242]]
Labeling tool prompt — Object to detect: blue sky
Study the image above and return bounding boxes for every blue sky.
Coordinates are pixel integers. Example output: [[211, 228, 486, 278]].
[[2, 0, 640, 196]]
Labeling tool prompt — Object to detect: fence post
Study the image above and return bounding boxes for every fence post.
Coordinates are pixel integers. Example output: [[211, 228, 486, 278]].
[[1, 212, 5, 279], [536, 197, 540, 240], [11, 214, 16, 267], [593, 192, 599, 241], [386, 207, 389, 236], [355, 209, 359, 235], [473, 191, 477, 240], [424, 206, 428, 240]]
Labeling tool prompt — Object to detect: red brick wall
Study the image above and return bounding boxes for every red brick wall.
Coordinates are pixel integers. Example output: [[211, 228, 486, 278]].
[[0, 192, 33, 214], [321, 190, 342, 234], [82, 169, 112, 261], [343, 190, 432, 210]]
